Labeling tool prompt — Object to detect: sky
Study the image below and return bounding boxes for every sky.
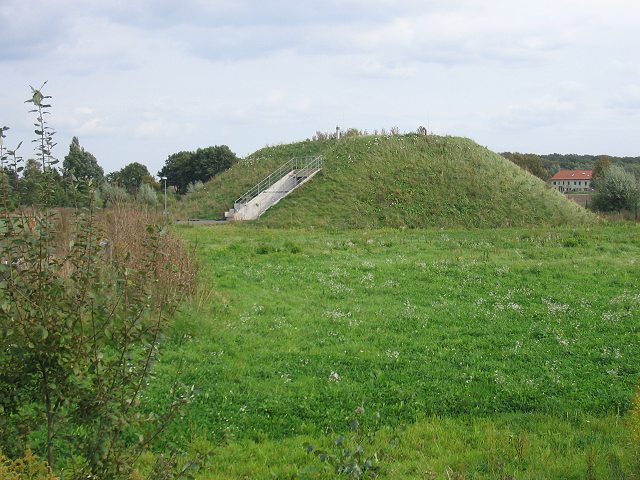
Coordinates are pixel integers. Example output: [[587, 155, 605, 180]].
[[1, 0, 639, 175]]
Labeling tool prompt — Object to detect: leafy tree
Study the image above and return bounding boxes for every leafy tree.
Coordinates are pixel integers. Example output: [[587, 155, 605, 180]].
[[136, 182, 159, 207], [48, 167, 73, 207], [592, 155, 612, 187], [0, 168, 18, 209], [18, 158, 43, 205], [592, 165, 639, 212], [109, 162, 155, 195], [501, 152, 549, 180], [536, 153, 640, 180], [0, 129, 23, 209], [158, 145, 238, 194], [62, 137, 104, 182], [101, 182, 131, 206]]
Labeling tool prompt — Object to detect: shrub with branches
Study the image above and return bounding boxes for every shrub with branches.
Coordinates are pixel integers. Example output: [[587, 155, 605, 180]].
[[0, 448, 59, 480], [0, 83, 198, 479], [592, 165, 639, 213]]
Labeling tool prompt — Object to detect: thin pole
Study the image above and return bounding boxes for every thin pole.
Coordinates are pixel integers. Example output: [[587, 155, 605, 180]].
[[162, 177, 167, 215]]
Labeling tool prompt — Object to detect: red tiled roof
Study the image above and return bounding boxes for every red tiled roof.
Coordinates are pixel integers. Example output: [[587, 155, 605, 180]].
[[549, 169, 593, 181]]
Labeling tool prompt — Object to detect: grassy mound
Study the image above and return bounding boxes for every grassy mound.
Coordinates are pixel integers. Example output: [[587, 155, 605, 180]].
[[179, 134, 594, 227]]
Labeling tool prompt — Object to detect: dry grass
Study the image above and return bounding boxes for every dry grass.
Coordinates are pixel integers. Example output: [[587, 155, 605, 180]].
[[4, 205, 198, 303], [597, 210, 639, 222], [42, 205, 198, 304], [100, 204, 198, 300]]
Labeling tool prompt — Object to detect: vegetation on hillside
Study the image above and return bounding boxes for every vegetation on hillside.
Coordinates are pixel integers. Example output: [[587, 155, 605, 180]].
[[179, 134, 595, 228], [172, 138, 333, 219], [501, 152, 549, 180]]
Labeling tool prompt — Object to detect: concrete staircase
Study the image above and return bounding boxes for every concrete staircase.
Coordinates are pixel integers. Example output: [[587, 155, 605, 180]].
[[225, 156, 323, 221]]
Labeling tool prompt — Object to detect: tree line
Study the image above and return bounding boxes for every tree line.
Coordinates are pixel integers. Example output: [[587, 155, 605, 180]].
[[501, 152, 640, 180], [1, 134, 238, 210]]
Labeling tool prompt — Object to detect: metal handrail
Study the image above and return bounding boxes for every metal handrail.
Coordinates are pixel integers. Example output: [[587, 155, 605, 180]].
[[234, 155, 323, 207]]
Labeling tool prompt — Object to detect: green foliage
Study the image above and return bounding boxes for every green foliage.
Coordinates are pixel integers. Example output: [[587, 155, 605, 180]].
[[18, 159, 44, 205], [501, 152, 549, 180], [535, 152, 640, 180], [25, 82, 57, 172], [108, 162, 155, 195], [62, 137, 104, 182], [1, 84, 196, 479], [302, 410, 380, 479], [0, 203, 196, 477], [101, 182, 131, 206], [1, 85, 74, 209], [592, 155, 613, 184], [137, 182, 159, 207], [592, 165, 639, 212], [185, 181, 204, 195], [0, 128, 21, 210], [158, 145, 238, 194], [177, 135, 594, 227], [0, 448, 59, 480]]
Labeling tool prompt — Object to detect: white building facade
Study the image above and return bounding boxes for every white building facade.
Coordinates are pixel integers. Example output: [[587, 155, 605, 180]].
[[549, 170, 593, 193]]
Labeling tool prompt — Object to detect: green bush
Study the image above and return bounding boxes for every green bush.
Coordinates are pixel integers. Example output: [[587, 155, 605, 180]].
[[137, 182, 159, 207], [0, 449, 58, 480], [1, 83, 197, 480], [592, 165, 639, 212]]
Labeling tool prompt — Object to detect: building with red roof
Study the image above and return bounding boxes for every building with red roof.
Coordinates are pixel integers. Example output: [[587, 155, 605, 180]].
[[549, 170, 593, 193]]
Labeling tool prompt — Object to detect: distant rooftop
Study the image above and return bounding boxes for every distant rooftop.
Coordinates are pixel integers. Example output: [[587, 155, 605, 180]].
[[549, 169, 593, 181]]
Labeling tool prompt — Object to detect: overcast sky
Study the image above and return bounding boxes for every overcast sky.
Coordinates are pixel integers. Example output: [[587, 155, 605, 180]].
[[2, 0, 639, 175]]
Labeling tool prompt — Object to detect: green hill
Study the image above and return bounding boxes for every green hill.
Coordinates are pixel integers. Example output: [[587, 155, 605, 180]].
[[178, 134, 595, 228]]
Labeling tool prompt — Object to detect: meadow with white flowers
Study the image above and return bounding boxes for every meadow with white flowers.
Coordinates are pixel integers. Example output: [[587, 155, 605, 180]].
[[147, 223, 640, 478]]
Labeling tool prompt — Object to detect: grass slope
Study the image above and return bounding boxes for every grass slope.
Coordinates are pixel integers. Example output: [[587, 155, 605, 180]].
[[144, 224, 640, 478], [179, 134, 594, 228]]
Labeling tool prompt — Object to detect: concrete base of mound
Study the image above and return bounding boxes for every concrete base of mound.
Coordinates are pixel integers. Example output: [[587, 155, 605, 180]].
[[231, 168, 320, 221]]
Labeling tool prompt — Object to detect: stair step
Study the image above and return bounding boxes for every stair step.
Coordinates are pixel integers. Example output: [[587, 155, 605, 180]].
[[227, 156, 322, 221]]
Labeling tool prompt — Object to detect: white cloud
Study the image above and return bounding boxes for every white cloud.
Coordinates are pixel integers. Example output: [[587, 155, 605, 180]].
[[497, 97, 578, 131], [56, 107, 115, 136], [607, 86, 640, 116], [1, 0, 640, 174]]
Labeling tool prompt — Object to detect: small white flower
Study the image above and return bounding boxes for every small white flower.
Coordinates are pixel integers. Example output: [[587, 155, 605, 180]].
[[385, 350, 400, 360], [329, 371, 341, 382]]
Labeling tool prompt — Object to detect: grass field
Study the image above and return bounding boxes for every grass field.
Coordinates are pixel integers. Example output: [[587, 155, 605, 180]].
[[145, 223, 640, 478]]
